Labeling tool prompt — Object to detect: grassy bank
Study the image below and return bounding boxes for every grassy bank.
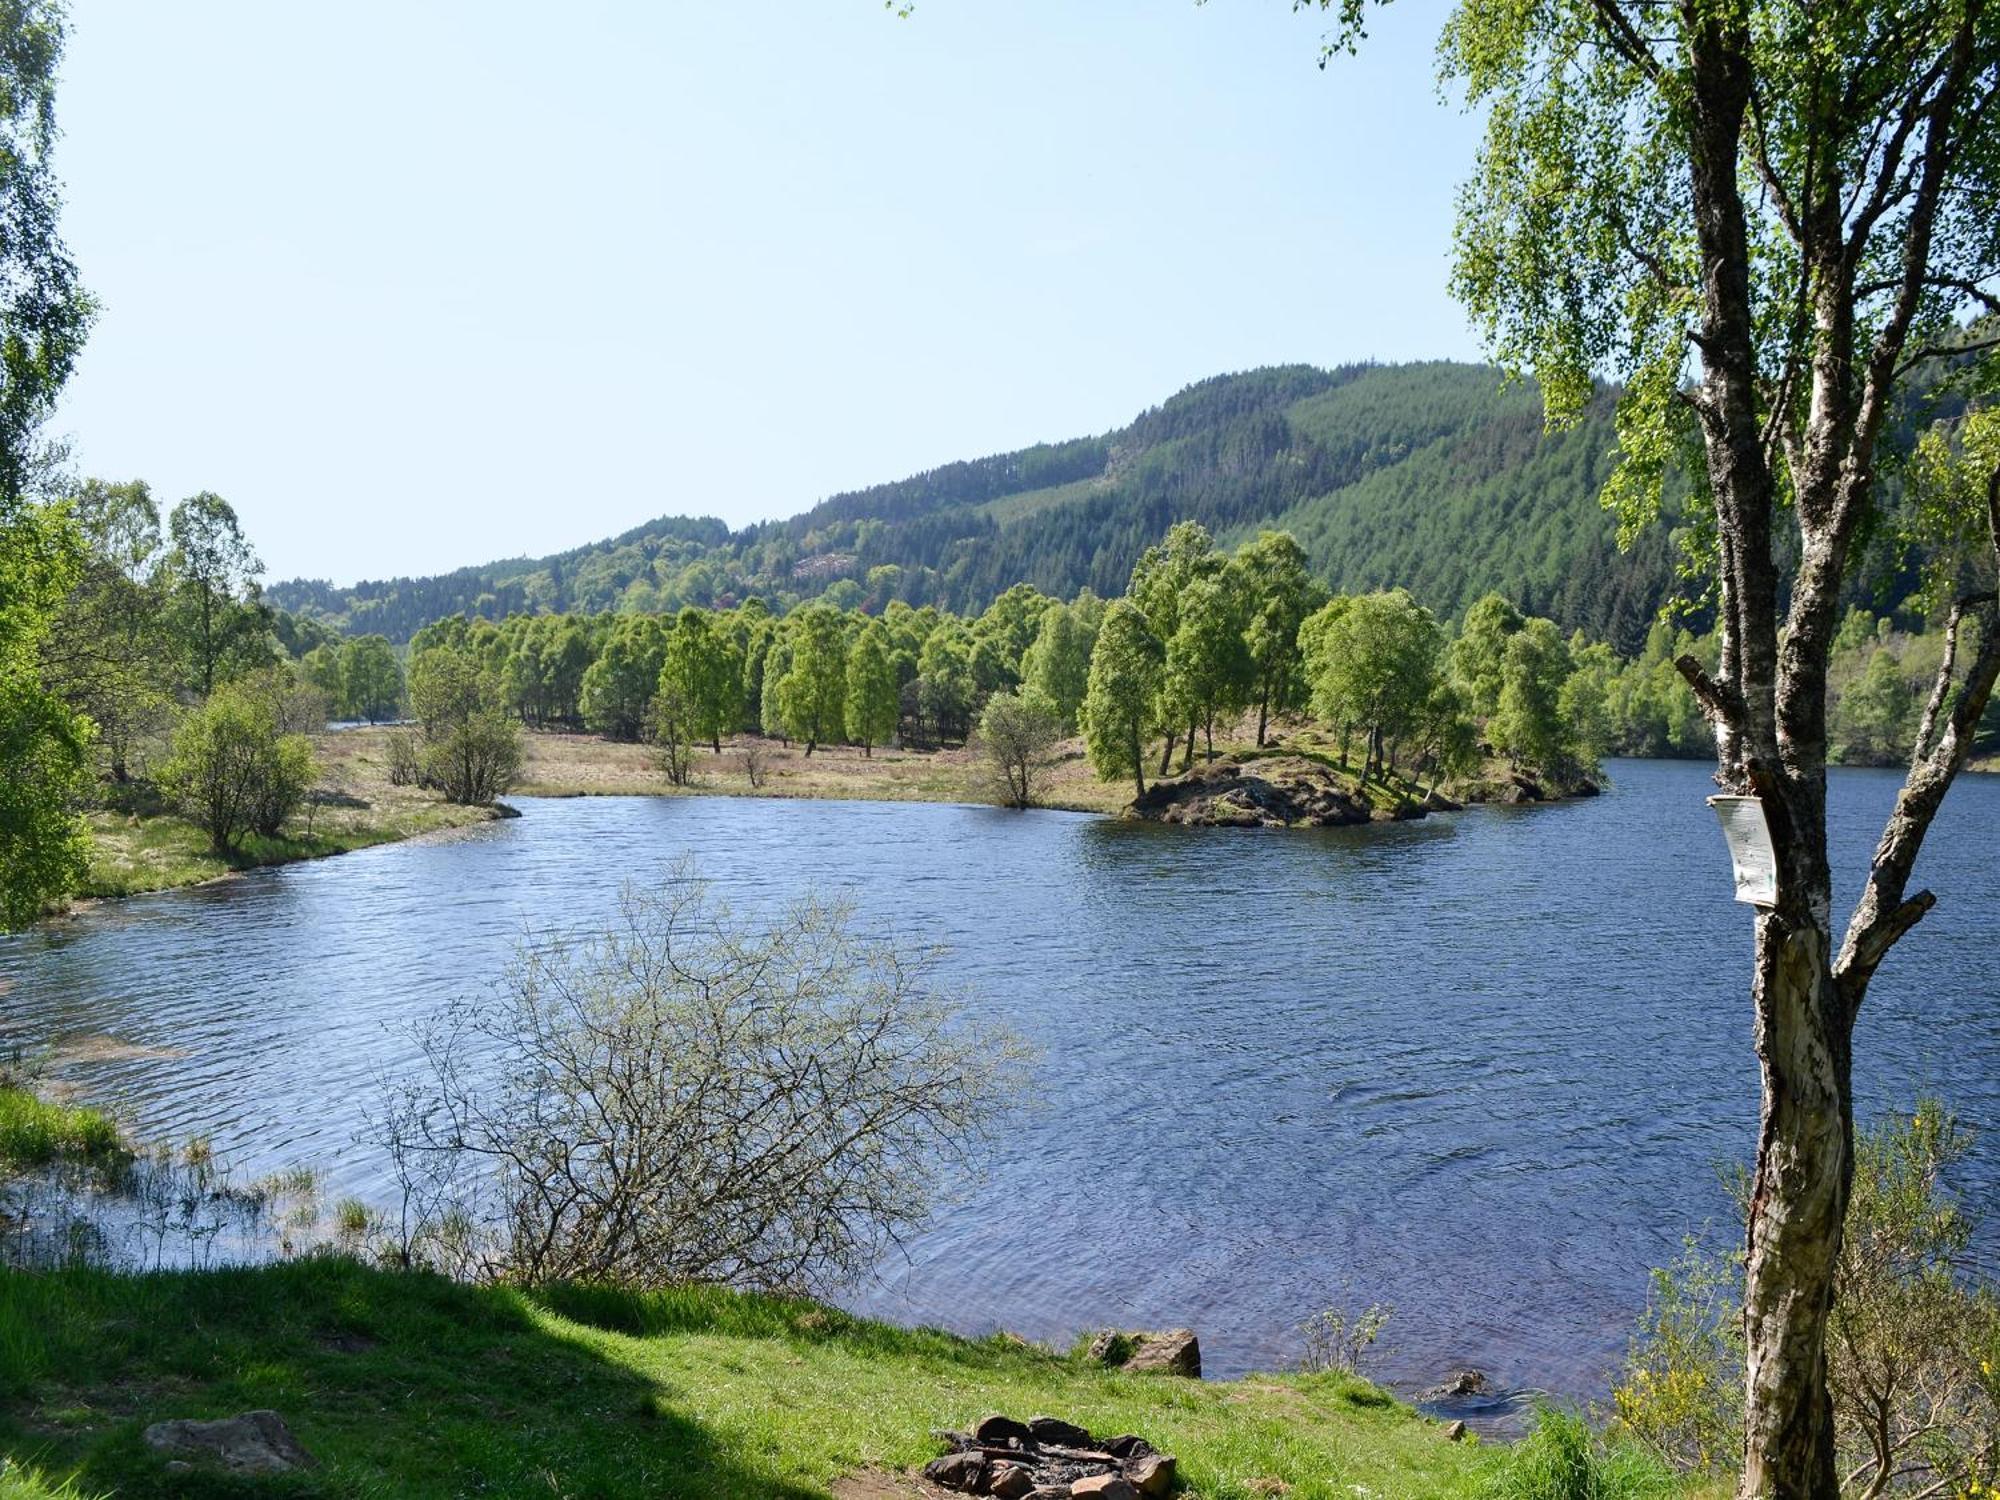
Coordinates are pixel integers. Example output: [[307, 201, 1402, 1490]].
[[77, 731, 500, 902], [0, 1257, 1500, 1500]]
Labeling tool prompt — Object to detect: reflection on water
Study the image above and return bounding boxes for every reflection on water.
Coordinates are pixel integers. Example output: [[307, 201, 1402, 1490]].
[[3, 760, 1996, 1403]]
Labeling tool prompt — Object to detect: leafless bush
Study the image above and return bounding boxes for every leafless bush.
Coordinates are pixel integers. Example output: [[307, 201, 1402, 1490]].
[[740, 743, 769, 788], [386, 731, 421, 787], [1299, 1298, 1392, 1375], [374, 865, 1016, 1292]]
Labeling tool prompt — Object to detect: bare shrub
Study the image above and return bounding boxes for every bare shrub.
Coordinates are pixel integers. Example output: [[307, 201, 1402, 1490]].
[[1298, 1299, 1392, 1376], [385, 731, 421, 787], [375, 866, 1015, 1292], [740, 742, 768, 789]]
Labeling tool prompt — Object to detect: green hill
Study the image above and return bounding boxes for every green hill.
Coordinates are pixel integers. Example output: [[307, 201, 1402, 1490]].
[[270, 361, 1677, 652]]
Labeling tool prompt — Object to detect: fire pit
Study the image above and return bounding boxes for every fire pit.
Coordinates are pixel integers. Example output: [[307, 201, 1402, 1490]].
[[922, 1414, 1176, 1498]]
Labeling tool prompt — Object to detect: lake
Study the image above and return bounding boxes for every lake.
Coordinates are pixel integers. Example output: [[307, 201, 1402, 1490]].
[[4, 759, 1997, 1410]]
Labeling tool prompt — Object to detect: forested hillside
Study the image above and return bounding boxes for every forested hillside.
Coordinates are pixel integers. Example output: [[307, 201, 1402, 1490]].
[[272, 361, 1681, 650]]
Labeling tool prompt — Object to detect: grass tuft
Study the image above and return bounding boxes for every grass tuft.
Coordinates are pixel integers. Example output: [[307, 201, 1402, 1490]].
[[0, 1090, 122, 1168]]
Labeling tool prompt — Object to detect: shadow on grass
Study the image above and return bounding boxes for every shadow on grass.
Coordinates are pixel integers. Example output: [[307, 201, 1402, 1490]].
[[529, 1279, 1064, 1372], [0, 1257, 825, 1499]]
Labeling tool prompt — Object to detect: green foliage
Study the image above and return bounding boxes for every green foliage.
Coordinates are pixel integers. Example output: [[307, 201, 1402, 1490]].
[[580, 616, 666, 741], [0, 508, 93, 924], [777, 603, 847, 751], [39, 479, 175, 782], [1079, 600, 1163, 795], [976, 689, 1062, 807], [408, 646, 520, 805], [1164, 571, 1254, 762], [844, 620, 899, 753], [1490, 619, 1577, 781], [1019, 599, 1096, 731], [1615, 1103, 2000, 1496], [156, 681, 316, 853], [339, 634, 403, 723], [0, 4, 94, 929], [914, 617, 975, 746], [167, 491, 270, 697], [1236, 530, 1324, 740], [660, 608, 739, 752], [1301, 589, 1450, 782]]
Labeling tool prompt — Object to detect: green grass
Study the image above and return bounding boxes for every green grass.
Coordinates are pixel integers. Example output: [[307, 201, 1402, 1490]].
[[0, 1257, 1511, 1499], [0, 1461, 102, 1500], [0, 1091, 122, 1169], [79, 801, 491, 901]]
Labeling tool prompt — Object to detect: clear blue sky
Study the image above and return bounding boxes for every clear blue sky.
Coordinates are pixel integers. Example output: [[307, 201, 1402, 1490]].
[[54, 1, 1483, 586]]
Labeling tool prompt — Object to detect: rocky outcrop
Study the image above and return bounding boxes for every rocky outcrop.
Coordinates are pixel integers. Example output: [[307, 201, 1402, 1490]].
[[1129, 757, 1421, 828], [143, 1410, 316, 1475]]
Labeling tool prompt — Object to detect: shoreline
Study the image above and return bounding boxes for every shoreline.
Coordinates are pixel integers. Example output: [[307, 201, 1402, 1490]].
[[59, 725, 1620, 915]]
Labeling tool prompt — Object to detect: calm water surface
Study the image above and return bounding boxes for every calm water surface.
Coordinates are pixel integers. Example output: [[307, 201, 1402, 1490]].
[[5, 759, 1997, 1405]]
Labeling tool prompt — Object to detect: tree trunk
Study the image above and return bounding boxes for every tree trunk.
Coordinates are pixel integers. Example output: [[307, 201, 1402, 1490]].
[[1180, 713, 1195, 773], [1203, 714, 1214, 761], [1737, 913, 1849, 1500], [1256, 686, 1270, 747], [1131, 726, 1146, 798], [1158, 729, 1176, 776]]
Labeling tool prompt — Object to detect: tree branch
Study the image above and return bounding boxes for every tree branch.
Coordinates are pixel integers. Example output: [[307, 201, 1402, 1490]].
[[1837, 463, 2000, 1002]]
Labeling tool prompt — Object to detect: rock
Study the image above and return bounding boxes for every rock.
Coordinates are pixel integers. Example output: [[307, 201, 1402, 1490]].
[[974, 1413, 1034, 1445], [142, 1411, 316, 1475], [1070, 1477, 1139, 1500], [922, 1451, 987, 1491], [1027, 1489, 1074, 1500], [1027, 1415, 1094, 1448], [1423, 788, 1464, 812], [989, 1461, 1038, 1498], [1102, 1435, 1153, 1460], [1125, 1452, 1176, 1496], [1083, 1331, 1126, 1364], [1128, 757, 1380, 829], [1123, 1329, 1201, 1378], [1443, 1420, 1468, 1442], [1424, 1370, 1488, 1398]]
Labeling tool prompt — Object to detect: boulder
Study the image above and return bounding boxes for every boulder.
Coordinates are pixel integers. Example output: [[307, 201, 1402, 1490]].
[[1424, 1369, 1488, 1399], [1070, 1477, 1139, 1500], [142, 1411, 315, 1475], [1125, 1452, 1176, 1496], [922, 1451, 987, 1491], [989, 1461, 1038, 1498], [1122, 1328, 1200, 1378], [974, 1413, 1034, 1445], [1443, 1420, 1468, 1442]]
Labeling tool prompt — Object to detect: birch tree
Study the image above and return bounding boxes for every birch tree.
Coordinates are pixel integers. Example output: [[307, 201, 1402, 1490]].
[[1320, 0, 2000, 1490]]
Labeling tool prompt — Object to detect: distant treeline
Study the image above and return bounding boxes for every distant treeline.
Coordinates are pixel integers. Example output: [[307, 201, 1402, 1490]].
[[270, 362, 1700, 653]]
